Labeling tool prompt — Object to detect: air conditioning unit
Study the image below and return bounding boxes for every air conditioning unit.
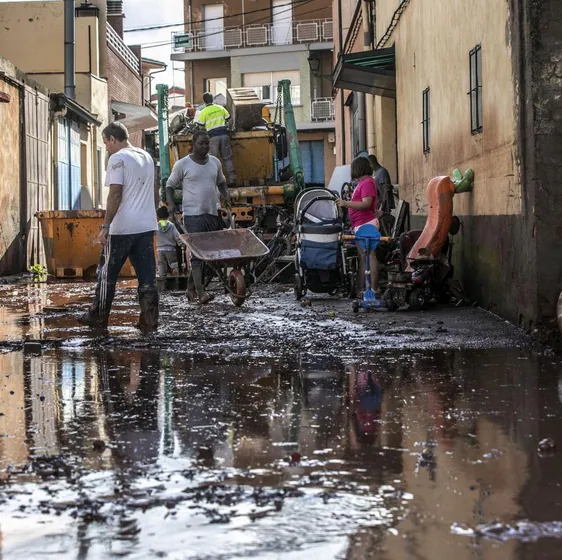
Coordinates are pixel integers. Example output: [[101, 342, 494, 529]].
[[296, 22, 319, 43], [224, 28, 243, 48], [322, 20, 334, 41], [246, 26, 268, 46], [311, 99, 334, 121]]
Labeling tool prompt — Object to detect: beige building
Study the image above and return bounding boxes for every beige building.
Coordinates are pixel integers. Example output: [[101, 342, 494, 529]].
[[0, 0, 108, 210], [171, 0, 337, 185], [332, 0, 562, 330]]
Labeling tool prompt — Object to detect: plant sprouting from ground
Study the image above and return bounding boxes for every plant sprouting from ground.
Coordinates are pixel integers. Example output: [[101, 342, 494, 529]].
[[28, 264, 47, 278]]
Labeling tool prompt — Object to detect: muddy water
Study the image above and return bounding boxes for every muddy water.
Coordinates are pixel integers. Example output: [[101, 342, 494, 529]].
[[0, 347, 561, 559]]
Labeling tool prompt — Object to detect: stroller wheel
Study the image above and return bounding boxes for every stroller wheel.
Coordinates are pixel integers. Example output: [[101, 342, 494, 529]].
[[352, 300, 360, 313], [294, 273, 304, 300]]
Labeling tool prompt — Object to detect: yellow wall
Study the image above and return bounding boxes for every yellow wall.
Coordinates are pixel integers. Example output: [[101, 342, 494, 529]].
[[0, 1, 100, 76], [374, 0, 519, 218]]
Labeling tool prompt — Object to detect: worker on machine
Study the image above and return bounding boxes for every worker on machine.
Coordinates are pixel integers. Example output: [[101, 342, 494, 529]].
[[196, 93, 236, 186]]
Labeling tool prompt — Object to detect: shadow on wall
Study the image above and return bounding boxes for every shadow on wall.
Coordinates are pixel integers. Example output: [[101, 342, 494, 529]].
[[0, 234, 25, 276]]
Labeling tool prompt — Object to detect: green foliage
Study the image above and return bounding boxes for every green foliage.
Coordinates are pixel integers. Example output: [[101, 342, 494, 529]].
[[28, 264, 47, 278]]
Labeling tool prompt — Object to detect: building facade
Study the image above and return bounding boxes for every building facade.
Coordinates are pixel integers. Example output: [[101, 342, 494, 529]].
[[171, 0, 336, 185], [332, 0, 562, 331]]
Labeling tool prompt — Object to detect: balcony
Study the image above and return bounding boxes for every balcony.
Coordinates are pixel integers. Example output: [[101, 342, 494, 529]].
[[107, 24, 140, 75], [311, 97, 335, 122], [172, 19, 333, 53]]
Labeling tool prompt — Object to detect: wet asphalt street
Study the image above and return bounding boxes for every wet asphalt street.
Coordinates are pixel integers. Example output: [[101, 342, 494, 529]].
[[0, 279, 561, 559]]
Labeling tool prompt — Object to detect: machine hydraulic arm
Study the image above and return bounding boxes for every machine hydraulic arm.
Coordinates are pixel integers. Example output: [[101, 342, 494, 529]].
[[277, 79, 306, 193]]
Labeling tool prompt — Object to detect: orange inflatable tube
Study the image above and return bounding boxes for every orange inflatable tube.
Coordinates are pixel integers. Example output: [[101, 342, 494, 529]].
[[406, 176, 455, 267]]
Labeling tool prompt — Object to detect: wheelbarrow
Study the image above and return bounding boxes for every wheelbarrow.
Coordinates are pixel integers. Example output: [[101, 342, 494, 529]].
[[183, 228, 269, 306]]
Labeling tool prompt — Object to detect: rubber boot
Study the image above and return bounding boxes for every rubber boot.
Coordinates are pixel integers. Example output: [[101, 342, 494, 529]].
[[156, 278, 166, 292], [137, 286, 159, 334], [192, 266, 214, 304], [186, 270, 197, 301]]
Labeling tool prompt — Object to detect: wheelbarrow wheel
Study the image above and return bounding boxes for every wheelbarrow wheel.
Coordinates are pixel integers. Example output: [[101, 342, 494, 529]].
[[228, 269, 246, 307]]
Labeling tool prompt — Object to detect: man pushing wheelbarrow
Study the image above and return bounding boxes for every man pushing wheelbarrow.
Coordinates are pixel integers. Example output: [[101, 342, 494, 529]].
[[166, 129, 268, 306]]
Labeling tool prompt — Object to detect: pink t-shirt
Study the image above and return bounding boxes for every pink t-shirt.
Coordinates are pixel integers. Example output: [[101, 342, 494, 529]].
[[348, 176, 378, 229]]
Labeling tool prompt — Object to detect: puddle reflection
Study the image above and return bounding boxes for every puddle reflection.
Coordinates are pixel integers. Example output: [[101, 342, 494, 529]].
[[0, 348, 561, 558]]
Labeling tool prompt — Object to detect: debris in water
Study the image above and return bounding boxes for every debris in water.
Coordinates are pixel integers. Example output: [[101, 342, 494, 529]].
[[538, 437, 556, 456]]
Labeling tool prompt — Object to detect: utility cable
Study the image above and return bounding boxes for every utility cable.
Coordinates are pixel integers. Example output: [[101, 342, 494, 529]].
[[123, 0, 315, 33], [138, 2, 323, 50]]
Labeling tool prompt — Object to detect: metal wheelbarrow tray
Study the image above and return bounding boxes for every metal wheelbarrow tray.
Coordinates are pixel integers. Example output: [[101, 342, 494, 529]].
[[184, 228, 269, 306]]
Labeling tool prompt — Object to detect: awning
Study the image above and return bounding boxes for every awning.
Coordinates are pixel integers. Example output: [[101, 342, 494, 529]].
[[332, 46, 396, 99], [111, 101, 158, 133], [50, 93, 102, 126]]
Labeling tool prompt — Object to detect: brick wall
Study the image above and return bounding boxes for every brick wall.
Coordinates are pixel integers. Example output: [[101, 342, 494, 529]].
[[107, 46, 143, 146]]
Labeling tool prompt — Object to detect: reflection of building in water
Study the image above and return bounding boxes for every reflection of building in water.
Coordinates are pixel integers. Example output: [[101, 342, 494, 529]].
[[0, 353, 28, 475], [355, 350, 536, 560]]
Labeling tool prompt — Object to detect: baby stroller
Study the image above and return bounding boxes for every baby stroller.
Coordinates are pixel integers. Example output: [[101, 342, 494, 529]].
[[293, 188, 350, 299]]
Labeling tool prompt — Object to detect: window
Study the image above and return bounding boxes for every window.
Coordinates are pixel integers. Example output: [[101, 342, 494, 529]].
[[204, 77, 227, 99], [469, 44, 483, 134], [242, 70, 301, 105], [422, 87, 430, 154]]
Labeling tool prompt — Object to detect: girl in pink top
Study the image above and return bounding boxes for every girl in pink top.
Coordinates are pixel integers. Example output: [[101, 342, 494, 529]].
[[337, 156, 380, 293]]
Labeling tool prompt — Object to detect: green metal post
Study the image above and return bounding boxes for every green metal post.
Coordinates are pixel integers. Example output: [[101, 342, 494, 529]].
[[278, 79, 306, 192], [156, 84, 171, 202]]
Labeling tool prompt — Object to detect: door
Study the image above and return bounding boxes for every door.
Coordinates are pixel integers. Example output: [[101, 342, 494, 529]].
[[57, 118, 70, 210], [69, 122, 81, 210], [203, 4, 224, 50], [300, 140, 325, 186], [57, 118, 81, 211], [24, 87, 51, 268], [272, 0, 293, 45]]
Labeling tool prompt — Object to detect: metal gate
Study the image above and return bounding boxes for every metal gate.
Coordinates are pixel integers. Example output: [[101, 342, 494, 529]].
[[24, 86, 51, 268], [57, 117, 81, 211]]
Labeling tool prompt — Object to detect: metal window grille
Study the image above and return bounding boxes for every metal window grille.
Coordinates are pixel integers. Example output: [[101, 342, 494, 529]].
[[422, 87, 430, 154], [469, 44, 483, 134]]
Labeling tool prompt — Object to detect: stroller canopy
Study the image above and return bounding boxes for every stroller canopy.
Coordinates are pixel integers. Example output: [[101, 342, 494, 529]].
[[295, 188, 339, 225]]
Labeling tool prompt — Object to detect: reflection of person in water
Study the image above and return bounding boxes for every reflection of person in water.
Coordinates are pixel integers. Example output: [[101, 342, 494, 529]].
[[99, 351, 161, 469], [347, 366, 383, 447]]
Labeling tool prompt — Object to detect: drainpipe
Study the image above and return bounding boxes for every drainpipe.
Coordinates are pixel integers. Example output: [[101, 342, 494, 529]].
[[362, 0, 375, 154], [337, 0, 346, 163], [90, 0, 108, 78], [64, 0, 76, 99], [356, 92, 366, 154]]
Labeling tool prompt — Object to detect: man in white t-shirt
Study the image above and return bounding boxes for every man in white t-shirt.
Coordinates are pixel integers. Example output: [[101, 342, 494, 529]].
[[78, 122, 159, 333]]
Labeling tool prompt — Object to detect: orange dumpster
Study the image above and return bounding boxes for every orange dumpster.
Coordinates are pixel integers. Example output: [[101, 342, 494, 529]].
[[36, 210, 136, 279]]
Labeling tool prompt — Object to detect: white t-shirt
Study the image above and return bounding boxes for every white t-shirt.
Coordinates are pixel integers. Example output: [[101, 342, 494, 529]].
[[105, 147, 158, 235]]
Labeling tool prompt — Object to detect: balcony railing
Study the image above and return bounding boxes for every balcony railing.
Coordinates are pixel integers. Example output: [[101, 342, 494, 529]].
[[311, 97, 335, 121], [107, 24, 141, 75], [172, 18, 333, 53]]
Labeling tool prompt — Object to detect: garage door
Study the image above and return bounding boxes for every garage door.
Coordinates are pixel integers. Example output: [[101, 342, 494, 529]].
[[300, 140, 325, 186]]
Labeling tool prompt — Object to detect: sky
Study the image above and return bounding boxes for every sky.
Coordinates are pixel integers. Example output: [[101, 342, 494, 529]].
[[0, 0, 185, 93], [121, 0, 184, 92]]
